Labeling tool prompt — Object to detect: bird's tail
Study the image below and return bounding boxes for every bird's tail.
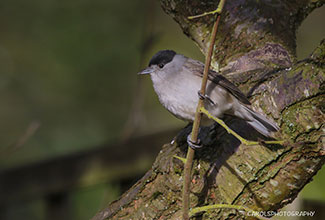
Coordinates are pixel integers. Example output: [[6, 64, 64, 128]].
[[241, 105, 279, 138]]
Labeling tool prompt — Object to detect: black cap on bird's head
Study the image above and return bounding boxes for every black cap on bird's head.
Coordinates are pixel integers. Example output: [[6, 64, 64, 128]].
[[138, 50, 176, 75], [149, 50, 176, 66]]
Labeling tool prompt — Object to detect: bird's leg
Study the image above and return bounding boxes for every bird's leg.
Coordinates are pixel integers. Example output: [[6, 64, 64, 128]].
[[199, 107, 284, 145]]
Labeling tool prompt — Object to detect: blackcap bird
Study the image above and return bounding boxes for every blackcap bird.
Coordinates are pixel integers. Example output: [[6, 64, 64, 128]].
[[138, 50, 279, 147]]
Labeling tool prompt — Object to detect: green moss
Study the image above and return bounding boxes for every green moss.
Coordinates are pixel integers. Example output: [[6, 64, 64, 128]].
[[173, 166, 183, 175], [152, 191, 163, 200], [281, 95, 324, 141]]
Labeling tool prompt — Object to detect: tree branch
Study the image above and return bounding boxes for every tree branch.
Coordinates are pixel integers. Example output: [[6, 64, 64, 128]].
[[92, 1, 324, 219], [160, 0, 323, 64]]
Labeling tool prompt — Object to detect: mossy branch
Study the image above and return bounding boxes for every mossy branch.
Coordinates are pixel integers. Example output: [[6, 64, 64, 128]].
[[92, 1, 325, 219]]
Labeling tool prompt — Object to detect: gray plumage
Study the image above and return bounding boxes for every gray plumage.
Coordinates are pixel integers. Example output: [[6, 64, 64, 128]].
[[139, 50, 279, 137]]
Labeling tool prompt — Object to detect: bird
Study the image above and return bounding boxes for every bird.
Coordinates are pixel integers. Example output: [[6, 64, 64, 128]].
[[138, 50, 279, 148]]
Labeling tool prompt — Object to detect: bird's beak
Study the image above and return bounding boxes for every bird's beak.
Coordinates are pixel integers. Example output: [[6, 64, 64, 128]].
[[138, 67, 154, 75]]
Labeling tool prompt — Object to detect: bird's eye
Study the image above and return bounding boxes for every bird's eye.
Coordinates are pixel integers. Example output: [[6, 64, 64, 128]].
[[158, 63, 164, 68]]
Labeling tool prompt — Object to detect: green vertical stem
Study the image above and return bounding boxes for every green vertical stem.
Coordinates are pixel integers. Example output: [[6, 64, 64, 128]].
[[182, 2, 225, 219]]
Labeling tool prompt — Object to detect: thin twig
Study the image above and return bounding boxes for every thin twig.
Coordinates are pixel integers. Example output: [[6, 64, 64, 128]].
[[188, 0, 225, 20], [200, 107, 284, 145], [182, 1, 226, 219]]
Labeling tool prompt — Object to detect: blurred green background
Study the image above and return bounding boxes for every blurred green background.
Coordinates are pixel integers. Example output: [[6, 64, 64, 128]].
[[0, 0, 324, 219]]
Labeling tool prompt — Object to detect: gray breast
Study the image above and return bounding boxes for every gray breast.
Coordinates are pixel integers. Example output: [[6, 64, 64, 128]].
[[150, 60, 201, 122]]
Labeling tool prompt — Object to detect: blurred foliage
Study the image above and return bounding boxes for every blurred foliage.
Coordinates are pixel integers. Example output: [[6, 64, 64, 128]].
[[296, 7, 325, 59], [301, 167, 325, 202], [0, 0, 324, 219], [0, 0, 201, 169]]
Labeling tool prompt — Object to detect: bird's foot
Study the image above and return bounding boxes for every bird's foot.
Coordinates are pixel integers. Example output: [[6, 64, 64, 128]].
[[187, 134, 203, 149], [198, 91, 215, 105]]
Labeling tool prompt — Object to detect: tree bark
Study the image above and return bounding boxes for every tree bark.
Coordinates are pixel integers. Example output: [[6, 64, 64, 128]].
[[93, 1, 324, 219]]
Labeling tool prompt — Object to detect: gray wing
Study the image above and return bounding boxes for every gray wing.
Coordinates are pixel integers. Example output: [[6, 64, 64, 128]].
[[184, 58, 251, 105]]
